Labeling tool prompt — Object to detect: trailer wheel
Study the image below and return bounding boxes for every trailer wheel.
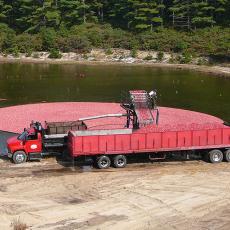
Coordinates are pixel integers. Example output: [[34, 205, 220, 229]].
[[224, 149, 230, 162], [208, 149, 223, 163], [113, 155, 127, 168], [13, 151, 27, 164], [96, 155, 111, 169]]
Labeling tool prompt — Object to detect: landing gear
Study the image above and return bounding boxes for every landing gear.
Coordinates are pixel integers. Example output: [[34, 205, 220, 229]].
[[224, 149, 230, 162], [96, 155, 111, 169], [206, 149, 223, 163], [13, 151, 27, 164], [112, 155, 127, 168]]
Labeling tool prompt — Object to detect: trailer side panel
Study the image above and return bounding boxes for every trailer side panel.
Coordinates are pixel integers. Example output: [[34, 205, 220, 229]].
[[69, 127, 230, 157]]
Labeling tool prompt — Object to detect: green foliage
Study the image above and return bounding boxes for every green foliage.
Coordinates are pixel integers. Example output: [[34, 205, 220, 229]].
[[69, 23, 133, 49], [143, 55, 153, 61], [189, 27, 230, 57], [156, 51, 164, 61], [25, 49, 32, 57], [16, 33, 42, 53], [169, 53, 177, 64], [59, 0, 86, 27], [0, 23, 11, 51], [12, 46, 19, 57], [178, 51, 192, 64], [173, 40, 188, 53], [48, 48, 62, 59], [139, 29, 189, 52], [105, 48, 113, 55], [0, 1, 228, 60], [197, 57, 208, 65], [57, 34, 91, 53], [130, 48, 137, 58], [0, 0, 229, 33], [1, 29, 16, 53], [170, 0, 229, 29], [108, 0, 164, 32], [0, 1, 12, 24], [39, 28, 57, 50], [0, 23, 12, 33]]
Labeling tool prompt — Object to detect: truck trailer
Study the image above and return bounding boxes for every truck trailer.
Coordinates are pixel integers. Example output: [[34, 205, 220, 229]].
[[68, 123, 230, 169], [6, 90, 230, 167]]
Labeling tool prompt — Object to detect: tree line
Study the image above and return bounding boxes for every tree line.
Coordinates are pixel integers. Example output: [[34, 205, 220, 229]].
[[0, 1, 229, 60], [0, 0, 229, 32]]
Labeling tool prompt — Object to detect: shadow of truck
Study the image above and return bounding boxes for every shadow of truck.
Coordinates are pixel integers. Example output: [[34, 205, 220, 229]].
[[0, 131, 18, 160]]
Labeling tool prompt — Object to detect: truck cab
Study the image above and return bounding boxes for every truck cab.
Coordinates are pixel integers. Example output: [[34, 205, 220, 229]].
[[7, 125, 43, 164], [7, 120, 87, 164]]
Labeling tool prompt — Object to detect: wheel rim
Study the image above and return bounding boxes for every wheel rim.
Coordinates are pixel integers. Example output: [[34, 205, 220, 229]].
[[213, 152, 221, 162], [15, 153, 25, 163], [117, 158, 125, 167], [100, 159, 109, 168]]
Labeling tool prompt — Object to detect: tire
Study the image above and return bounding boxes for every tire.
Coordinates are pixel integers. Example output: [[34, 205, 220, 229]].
[[113, 155, 127, 168], [208, 149, 223, 164], [13, 151, 27, 164], [96, 155, 111, 169], [224, 149, 230, 162]]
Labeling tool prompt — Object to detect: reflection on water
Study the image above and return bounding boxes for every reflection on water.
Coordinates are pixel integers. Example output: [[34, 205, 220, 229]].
[[0, 63, 229, 121]]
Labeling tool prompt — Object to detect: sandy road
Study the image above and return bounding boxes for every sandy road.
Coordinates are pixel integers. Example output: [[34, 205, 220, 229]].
[[0, 158, 230, 230]]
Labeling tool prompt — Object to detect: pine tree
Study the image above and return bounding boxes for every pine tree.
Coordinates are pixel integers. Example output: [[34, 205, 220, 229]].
[[0, 0, 229, 33], [12, 0, 35, 32], [129, 0, 163, 31], [211, 0, 228, 26], [169, 0, 191, 29], [107, 0, 131, 29], [191, 0, 215, 28], [169, 0, 224, 29], [0, 0, 13, 25], [59, 0, 90, 27], [108, 0, 164, 31], [32, 0, 60, 30], [85, 0, 106, 22]]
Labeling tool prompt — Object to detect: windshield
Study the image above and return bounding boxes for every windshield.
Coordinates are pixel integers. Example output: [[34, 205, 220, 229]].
[[18, 131, 28, 141]]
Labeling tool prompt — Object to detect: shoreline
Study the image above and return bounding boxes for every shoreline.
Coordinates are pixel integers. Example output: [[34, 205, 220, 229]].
[[0, 55, 230, 78]]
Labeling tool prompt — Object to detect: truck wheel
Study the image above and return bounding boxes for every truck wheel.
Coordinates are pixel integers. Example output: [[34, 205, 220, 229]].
[[224, 149, 230, 162], [208, 149, 223, 163], [96, 155, 111, 169], [113, 155, 127, 168], [13, 151, 27, 164]]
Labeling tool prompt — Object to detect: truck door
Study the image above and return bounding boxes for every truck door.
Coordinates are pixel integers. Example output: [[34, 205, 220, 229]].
[[24, 132, 42, 153]]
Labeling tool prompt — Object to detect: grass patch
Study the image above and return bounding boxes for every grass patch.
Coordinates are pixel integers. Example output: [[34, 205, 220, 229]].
[[11, 218, 28, 230]]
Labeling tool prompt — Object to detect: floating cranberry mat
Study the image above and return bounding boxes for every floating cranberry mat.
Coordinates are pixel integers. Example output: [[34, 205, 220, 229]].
[[0, 102, 224, 134]]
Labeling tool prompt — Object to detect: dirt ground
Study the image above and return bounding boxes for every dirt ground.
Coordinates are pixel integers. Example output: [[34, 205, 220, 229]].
[[0, 157, 230, 230]]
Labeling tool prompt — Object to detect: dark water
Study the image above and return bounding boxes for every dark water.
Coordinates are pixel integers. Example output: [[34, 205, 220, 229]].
[[0, 63, 229, 121]]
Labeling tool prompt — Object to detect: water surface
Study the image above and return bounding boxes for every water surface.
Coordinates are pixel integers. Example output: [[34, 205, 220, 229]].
[[0, 63, 229, 121]]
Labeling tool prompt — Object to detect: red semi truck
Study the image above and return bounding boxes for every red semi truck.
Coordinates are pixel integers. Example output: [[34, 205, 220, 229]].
[[6, 90, 230, 167]]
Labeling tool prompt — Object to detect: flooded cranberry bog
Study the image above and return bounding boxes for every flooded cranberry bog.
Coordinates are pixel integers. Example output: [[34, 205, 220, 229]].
[[0, 63, 229, 120], [0, 63, 229, 229]]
